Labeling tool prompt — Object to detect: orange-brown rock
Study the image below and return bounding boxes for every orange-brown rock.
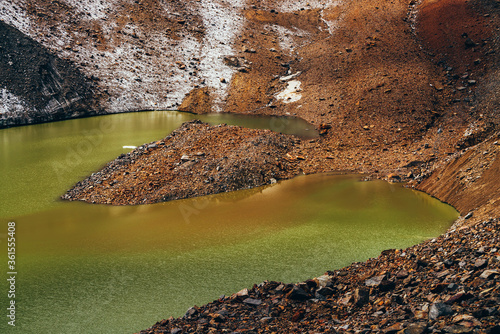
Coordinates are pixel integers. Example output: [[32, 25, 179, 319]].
[[178, 87, 213, 114]]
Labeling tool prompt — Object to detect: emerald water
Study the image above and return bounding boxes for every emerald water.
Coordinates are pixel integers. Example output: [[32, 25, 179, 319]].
[[0, 111, 458, 333]]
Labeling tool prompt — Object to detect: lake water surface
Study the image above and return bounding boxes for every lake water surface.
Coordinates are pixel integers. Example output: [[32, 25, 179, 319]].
[[0, 111, 458, 333]]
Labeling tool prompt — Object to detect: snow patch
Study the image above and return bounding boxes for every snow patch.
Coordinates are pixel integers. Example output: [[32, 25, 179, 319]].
[[268, 25, 311, 54], [320, 6, 343, 35], [66, 0, 119, 20], [195, 0, 246, 111], [280, 71, 302, 82], [277, 0, 344, 35], [276, 80, 302, 103], [0, 1, 32, 35], [278, 0, 341, 13], [0, 88, 27, 114]]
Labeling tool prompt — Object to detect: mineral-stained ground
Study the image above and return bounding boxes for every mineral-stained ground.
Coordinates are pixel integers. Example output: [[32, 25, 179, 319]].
[[1, 0, 499, 332]]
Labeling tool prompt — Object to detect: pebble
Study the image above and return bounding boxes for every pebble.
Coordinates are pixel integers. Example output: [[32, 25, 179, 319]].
[[365, 274, 385, 286], [429, 302, 454, 320], [286, 285, 311, 301], [474, 258, 487, 268], [479, 269, 499, 279]]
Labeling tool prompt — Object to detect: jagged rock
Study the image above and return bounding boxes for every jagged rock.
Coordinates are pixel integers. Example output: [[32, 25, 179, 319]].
[[243, 298, 262, 306], [404, 323, 428, 334], [354, 287, 370, 306], [235, 288, 249, 298], [474, 258, 487, 269], [184, 307, 198, 317], [480, 269, 499, 279], [316, 286, 335, 297], [465, 38, 476, 48], [397, 270, 409, 279], [365, 274, 386, 287], [429, 302, 454, 320], [384, 322, 403, 333], [443, 324, 473, 333], [286, 285, 311, 301]]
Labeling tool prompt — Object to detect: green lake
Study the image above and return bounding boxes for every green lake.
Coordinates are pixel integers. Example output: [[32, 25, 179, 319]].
[[0, 111, 458, 333]]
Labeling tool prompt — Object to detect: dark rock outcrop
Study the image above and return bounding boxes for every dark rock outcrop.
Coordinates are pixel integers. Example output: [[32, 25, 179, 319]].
[[0, 20, 99, 128]]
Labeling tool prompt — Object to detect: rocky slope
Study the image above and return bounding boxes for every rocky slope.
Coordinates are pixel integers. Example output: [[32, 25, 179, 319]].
[[1, 0, 499, 332], [417, 132, 500, 222]]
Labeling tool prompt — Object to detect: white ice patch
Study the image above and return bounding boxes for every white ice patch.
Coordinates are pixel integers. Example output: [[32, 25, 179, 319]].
[[0, 88, 27, 114], [277, 0, 344, 35], [276, 80, 302, 103], [277, 0, 335, 12], [0, 1, 32, 35], [195, 0, 246, 111], [320, 7, 343, 35], [280, 71, 302, 82], [268, 25, 311, 54]]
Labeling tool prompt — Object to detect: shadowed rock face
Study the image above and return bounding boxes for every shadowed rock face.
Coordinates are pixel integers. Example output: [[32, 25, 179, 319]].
[[0, 20, 99, 127]]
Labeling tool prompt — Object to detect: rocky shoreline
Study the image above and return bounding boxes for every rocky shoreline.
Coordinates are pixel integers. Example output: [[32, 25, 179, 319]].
[[139, 219, 499, 334]]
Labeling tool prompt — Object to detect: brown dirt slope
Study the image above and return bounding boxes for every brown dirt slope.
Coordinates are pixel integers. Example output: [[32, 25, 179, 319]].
[[225, 0, 444, 147], [414, 0, 500, 220], [418, 132, 500, 219]]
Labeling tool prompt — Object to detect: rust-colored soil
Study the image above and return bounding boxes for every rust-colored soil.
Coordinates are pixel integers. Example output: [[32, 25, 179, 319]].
[[417, 0, 493, 73], [418, 132, 500, 220]]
